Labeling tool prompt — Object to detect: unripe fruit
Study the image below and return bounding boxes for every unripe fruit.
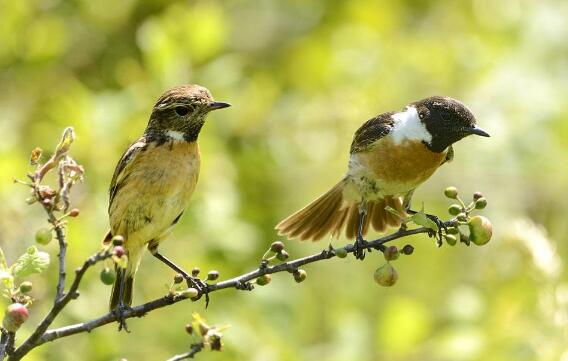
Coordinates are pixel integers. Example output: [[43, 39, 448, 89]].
[[174, 273, 184, 284], [335, 248, 348, 258], [383, 246, 399, 261], [446, 227, 459, 235], [270, 241, 285, 253], [181, 288, 199, 299], [207, 270, 219, 281], [3, 303, 29, 332], [374, 263, 398, 287], [185, 324, 193, 334], [473, 192, 483, 200], [293, 269, 307, 283], [468, 216, 493, 246], [457, 213, 468, 222], [35, 228, 53, 245], [256, 274, 271, 286], [448, 204, 462, 216], [192, 267, 200, 277], [100, 267, 116, 285], [112, 235, 124, 246], [19, 281, 33, 293], [474, 198, 487, 210], [444, 234, 457, 246], [276, 250, 289, 261], [401, 244, 414, 255], [444, 186, 459, 199], [69, 208, 80, 217], [113, 246, 125, 258]]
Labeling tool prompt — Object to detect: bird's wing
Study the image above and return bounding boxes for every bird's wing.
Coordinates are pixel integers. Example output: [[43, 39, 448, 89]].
[[350, 112, 395, 153], [108, 137, 148, 210]]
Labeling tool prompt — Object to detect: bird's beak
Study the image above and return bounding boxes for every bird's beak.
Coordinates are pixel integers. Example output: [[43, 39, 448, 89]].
[[208, 101, 231, 111], [466, 126, 490, 137]]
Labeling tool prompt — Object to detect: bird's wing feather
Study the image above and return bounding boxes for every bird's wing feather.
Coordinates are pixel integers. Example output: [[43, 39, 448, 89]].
[[350, 112, 395, 153], [108, 137, 148, 209]]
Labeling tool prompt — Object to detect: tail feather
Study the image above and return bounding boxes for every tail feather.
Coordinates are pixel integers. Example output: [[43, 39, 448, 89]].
[[276, 180, 406, 242], [109, 265, 134, 311]]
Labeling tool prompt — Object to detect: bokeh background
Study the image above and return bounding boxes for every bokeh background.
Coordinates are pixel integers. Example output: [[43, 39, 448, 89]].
[[1, 0, 567, 360]]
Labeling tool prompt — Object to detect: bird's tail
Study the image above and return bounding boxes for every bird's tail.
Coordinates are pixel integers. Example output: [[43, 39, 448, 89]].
[[275, 179, 405, 241], [109, 265, 134, 311]]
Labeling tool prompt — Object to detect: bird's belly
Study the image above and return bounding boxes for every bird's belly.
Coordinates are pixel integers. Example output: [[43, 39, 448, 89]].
[[346, 139, 446, 201], [109, 141, 200, 249]]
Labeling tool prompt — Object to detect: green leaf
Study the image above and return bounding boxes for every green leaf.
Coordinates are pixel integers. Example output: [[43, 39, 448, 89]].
[[54, 127, 75, 157], [11, 246, 50, 278], [411, 211, 439, 232]]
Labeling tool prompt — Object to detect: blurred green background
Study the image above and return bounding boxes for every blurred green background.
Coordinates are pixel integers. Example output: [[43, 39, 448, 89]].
[[1, 0, 567, 360]]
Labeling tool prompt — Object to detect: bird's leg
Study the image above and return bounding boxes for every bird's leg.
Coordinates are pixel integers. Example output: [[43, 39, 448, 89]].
[[404, 192, 447, 246], [353, 202, 368, 260], [115, 268, 131, 332], [151, 251, 210, 306]]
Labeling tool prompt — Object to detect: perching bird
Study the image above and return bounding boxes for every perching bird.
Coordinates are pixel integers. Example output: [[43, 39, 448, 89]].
[[275, 96, 489, 258], [103, 85, 230, 316]]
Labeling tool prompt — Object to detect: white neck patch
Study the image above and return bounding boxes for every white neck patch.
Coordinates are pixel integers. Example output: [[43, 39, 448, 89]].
[[390, 106, 432, 145], [166, 130, 185, 141]]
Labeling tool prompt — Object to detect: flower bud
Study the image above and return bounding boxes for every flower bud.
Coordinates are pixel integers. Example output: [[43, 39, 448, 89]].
[[3, 303, 29, 332], [270, 241, 285, 253], [293, 269, 307, 283], [383, 246, 399, 261], [181, 288, 199, 299], [69, 208, 80, 217], [192, 267, 201, 277], [473, 192, 483, 200], [256, 274, 271, 286], [474, 198, 487, 210], [468, 216, 493, 246], [335, 248, 348, 258], [35, 228, 53, 245], [276, 250, 289, 262], [19, 281, 33, 293], [113, 246, 126, 258], [448, 204, 462, 216], [401, 244, 414, 255], [174, 273, 184, 284], [444, 186, 459, 199], [112, 235, 124, 246], [207, 270, 219, 281], [100, 267, 116, 285], [373, 263, 398, 287], [444, 234, 457, 246]]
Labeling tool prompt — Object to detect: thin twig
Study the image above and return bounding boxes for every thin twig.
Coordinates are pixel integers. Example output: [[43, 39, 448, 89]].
[[32, 220, 457, 348], [166, 343, 205, 361]]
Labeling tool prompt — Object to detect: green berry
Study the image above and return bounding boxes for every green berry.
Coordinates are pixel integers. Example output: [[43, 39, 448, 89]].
[[401, 244, 414, 255], [256, 274, 271, 286], [474, 198, 487, 210], [276, 250, 289, 261], [383, 246, 399, 261], [444, 234, 457, 246], [270, 241, 285, 253], [446, 227, 459, 235], [468, 216, 493, 246], [335, 248, 348, 258], [174, 273, 184, 284], [185, 324, 193, 334], [373, 263, 398, 287], [457, 213, 468, 222], [35, 228, 52, 245], [293, 269, 307, 283], [448, 204, 462, 216], [19, 281, 33, 293], [207, 270, 219, 281], [100, 267, 116, 285], [444, 186, 459, 199], [181, 288, 199, 299], [192, 267, 201, 277]]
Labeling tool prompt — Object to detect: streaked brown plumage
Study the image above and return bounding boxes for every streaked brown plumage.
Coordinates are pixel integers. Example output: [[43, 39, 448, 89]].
[[104, 85, 230, 311], [276, 96, 489, 255]]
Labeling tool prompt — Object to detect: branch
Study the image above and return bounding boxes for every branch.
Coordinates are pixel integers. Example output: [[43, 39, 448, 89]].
[[166, 343, 205, 361], [33, 220, 457, 347]]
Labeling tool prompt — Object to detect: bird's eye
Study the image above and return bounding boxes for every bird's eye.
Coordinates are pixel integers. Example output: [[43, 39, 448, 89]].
[[175, 106, 190, 116]]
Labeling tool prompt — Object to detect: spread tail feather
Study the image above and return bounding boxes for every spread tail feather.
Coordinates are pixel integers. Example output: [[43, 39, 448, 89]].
[[275, 179, 405, 241], [109, 265, 134, 311]]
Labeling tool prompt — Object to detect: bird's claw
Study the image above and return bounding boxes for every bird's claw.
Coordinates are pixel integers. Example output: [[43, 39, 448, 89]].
[[114, 304, 133, 332], [185, 275, 210, 307], [425, 214, 446, 247], [353, 236, 367, 260]]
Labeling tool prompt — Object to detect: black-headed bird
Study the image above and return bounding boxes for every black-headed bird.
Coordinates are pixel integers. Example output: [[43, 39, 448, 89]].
[[275, 96, 489, 259]]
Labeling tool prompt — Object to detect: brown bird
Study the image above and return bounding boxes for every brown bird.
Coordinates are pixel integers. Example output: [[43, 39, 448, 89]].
[[103, 85, 230, 320], [275, 96, 489, 258]]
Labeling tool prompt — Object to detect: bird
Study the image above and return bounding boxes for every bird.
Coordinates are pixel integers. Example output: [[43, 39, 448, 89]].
[[102, 85, 230, 320], [275, 96, 489, 259]]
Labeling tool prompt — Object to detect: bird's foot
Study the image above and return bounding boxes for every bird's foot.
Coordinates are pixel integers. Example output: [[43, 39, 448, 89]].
[[425, 213, 447, 247], [114, 304, 133, 332], [353, 236, 367, 260], [184, 275, 210, 307]]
